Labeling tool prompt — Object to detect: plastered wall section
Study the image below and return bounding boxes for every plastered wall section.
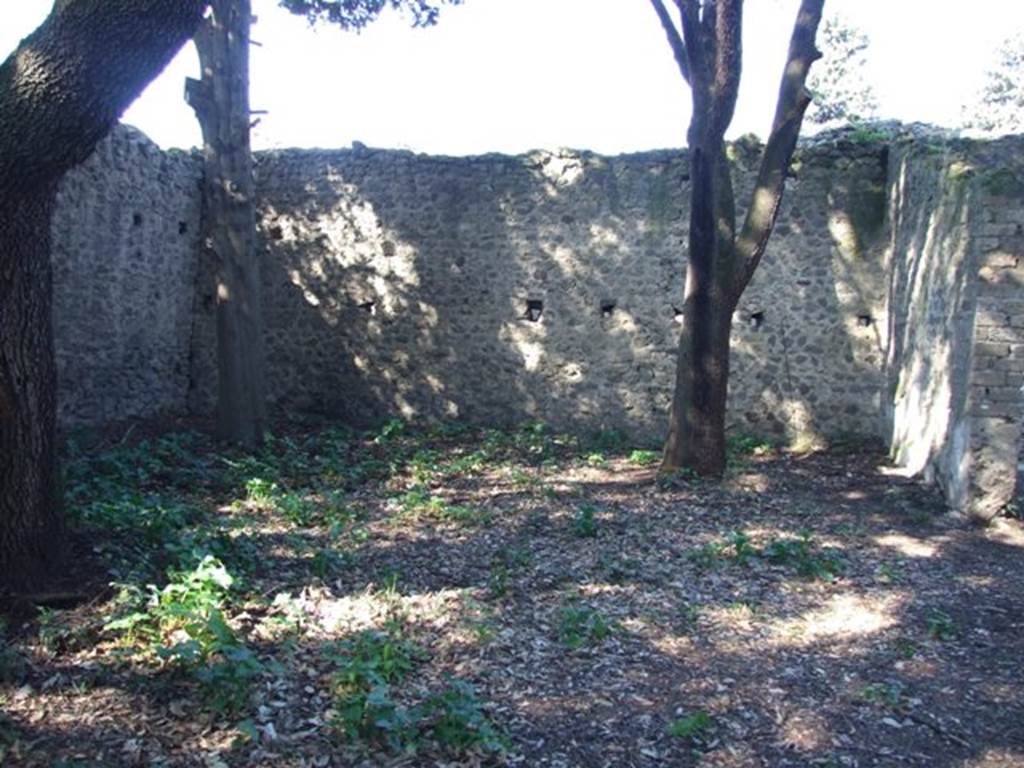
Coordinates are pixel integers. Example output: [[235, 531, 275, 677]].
[[186, 139, 889, 445], [51, 126, 203, 425], [885, 138, 1024, 518]]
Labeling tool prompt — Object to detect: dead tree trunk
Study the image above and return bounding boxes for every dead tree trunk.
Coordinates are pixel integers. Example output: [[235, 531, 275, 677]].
[[0, 0, 207, 592], [650, 0, 825, 477], [187, 0, 266, 449]]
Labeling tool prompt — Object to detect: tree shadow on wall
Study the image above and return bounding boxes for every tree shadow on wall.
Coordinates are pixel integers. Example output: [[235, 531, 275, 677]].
[[197, 137, 894, 447]]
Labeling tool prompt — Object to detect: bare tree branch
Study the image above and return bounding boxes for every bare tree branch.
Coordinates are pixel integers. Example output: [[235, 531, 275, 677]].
[[679, 0, 706, 89], [648, 0, 690, 83], [732, 0, 824, 301], [711, 0, 742, 136]]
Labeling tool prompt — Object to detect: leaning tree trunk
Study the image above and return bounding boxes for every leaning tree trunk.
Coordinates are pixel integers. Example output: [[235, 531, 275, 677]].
[[187, 0, 267, 449], [652, 0, 825, 478], [0, 0, 207, 592]]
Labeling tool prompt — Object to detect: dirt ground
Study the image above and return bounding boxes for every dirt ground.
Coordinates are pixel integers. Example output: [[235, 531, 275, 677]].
[[1, 422, 1022, 767]]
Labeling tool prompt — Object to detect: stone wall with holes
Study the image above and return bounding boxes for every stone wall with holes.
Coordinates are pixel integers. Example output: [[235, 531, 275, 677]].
[[50, 124, 1024, 515], [184, 136, 890, 445], [884, 137, 1024, 519], [51, 125, 202, 426]]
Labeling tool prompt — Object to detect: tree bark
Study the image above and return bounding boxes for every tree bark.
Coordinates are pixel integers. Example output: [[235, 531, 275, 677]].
[[653, 0, 824, 478], [187, 0, 267, 449], [0, 0, 206, 592]]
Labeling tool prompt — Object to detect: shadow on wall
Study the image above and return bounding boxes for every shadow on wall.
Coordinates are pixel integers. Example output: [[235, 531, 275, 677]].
[[188, 137, 891, 446], [884, 151, 978, 491]]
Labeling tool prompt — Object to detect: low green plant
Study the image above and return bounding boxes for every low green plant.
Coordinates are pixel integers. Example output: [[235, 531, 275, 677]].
[[419, 677, 507, 755], [375, 418, 407, 444], [667, 709, 714, 742], [925, 609, 957, 641], [105, 556, 262, 715], [584, 452, 607, 468], [558, 606, 617, 649], [327, 628, 504, 756], [728, 530, 757, 566], [245, 477, 278, 503], [727, 434, 773, 458], [574, 504, 598, 538], [687, 540, 727, 570], [763, 532, 844, 582], [628, 449, 660, 467], [859, 681, 906, 709]]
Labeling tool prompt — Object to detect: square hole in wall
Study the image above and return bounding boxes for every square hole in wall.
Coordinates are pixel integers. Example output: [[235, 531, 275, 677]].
[[524, 299, 544, 322]]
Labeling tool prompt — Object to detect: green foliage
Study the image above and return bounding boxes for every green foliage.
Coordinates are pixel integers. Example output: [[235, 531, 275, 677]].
[[961, 32, 1023, 135], [574, 503, 598, 538], [925, 610, 957, 641], [762, 532, 845, 582], [687, 540, 728, 571], [590, 429, 626, 452], [687, 530, 844, 582], [726, 434, 774, 459], [280, 0, 462, 31], [628, 449, 660, 467], [859, 681, 906, 709], [806, 14, 878, 127], [558, 605, 617, 649], [103, 556, 262, 715], [667, 709, 713, 742], [727, 530, 757, 566], [326, 628, 504, 755], [419, 677, 507, 755]]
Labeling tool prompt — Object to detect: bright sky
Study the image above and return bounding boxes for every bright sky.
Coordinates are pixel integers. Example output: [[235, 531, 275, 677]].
[[2, 1, 1021, 155]]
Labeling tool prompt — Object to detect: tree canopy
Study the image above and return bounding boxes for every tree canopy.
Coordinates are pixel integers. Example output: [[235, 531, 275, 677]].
[[962, 32, 1023, 136], [279, 0, 462, 29], [806, 14, 877, 127]]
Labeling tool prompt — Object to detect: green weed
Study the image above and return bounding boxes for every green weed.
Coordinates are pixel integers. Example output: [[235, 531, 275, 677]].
[[558, 606, 617, 649], [667, 709, 714, 742], [574, 504, 598, 538], [925, 609, 957, 641], [628, 449, 660, 467]]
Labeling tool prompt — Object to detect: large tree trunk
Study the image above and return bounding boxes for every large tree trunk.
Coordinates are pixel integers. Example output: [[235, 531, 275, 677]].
[[0, 0, 207, 593], [652, 0, 824, 478], [187, 0, 266, 449], [0, 191, 61, 591]]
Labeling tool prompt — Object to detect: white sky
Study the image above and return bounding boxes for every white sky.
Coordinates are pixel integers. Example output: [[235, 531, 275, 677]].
[[2, 0, 1021, 155]]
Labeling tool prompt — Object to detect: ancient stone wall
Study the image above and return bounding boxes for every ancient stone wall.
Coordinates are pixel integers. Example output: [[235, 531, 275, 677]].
[[51, 126, 202, 425], [885, 136, 1024, 518], [48, 124, 1024, 515], [186, 138, 889, 445]]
